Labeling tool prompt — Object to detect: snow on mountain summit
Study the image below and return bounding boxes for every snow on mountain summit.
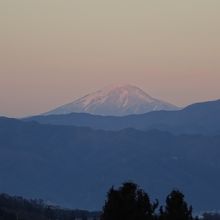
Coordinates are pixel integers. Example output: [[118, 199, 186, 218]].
[[45, 84, 179, 116]]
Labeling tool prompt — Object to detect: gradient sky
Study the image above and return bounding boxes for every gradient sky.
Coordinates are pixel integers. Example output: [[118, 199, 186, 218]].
[[0, 0, 220, 117]]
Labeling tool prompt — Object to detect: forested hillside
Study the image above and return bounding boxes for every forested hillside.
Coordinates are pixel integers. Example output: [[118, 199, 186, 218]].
[[0, 193, 99, 220]]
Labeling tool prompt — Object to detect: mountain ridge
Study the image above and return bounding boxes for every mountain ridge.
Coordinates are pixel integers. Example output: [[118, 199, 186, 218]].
[[27, 99, 220, 135], [0, 117, 220, 211]]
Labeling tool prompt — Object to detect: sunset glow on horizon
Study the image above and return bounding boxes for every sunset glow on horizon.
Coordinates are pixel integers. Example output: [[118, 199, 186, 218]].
[[1, 0, 220, 117]]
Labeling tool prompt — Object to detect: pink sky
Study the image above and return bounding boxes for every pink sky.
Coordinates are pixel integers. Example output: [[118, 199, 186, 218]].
[[0, 0, 220, 117]]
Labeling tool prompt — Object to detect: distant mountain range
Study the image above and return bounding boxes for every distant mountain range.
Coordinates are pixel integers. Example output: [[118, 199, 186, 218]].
[[0, 117, 220, 212], [44, 84, 179, 116], [27, 99, 220, 135], [1, 89, 220, 213]]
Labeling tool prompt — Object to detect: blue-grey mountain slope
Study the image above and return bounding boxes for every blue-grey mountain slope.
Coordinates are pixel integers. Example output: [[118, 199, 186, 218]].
[[27, 99, 220, 135], [0, 117, 220, 212]]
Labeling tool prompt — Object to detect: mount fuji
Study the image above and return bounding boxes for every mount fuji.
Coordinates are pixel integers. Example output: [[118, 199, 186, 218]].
[[44, 84, 179, 116]]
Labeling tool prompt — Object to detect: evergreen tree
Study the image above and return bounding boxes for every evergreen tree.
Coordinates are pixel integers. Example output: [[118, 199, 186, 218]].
[[160, 190, 193, 220], [101, 182, 158, 220]]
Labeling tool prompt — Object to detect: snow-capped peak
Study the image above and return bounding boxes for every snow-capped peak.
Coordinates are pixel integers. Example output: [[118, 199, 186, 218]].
[[44, 84, 179, 116]]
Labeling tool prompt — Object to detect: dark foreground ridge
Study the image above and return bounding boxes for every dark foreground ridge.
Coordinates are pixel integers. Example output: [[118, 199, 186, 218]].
[[0, 193, 100, 220], [0, 183, 219, 220]]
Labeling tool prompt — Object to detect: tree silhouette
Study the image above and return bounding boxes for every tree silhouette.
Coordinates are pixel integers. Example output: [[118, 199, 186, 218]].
[[160, 190, 193, 220], [101, 182, 158, 220]]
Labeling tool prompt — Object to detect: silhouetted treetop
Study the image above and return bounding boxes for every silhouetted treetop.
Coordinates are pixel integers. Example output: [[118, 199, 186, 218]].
[[160, 190, 193, 220], [101, 182, 158, 220]]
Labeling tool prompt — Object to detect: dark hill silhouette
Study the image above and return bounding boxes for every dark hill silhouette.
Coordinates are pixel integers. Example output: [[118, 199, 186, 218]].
[[25, 99, 220, 135], [0, 117, 220, 211], [0, 193, 99, 220]]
